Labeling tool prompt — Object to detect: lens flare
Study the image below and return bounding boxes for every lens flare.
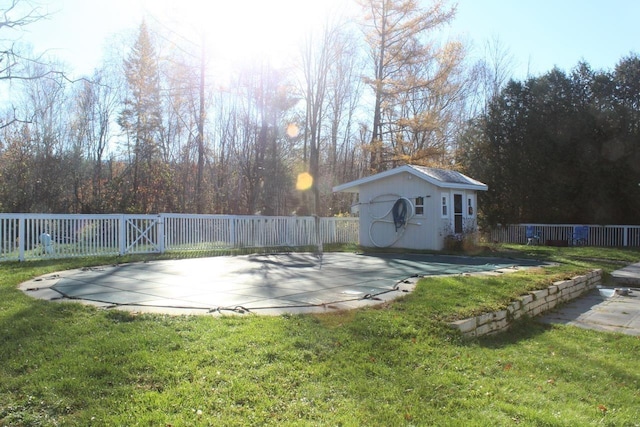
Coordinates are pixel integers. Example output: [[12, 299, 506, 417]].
[[286, 123, 300, 138], [296, 172, 313, 190]]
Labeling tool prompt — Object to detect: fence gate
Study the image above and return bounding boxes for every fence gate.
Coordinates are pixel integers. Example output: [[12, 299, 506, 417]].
[[0, 213, 359, 262], [122, 215, 164, 255]]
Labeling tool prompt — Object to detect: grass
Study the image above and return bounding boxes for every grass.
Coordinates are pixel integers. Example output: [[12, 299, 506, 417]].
[[1, 246, 639, 426]]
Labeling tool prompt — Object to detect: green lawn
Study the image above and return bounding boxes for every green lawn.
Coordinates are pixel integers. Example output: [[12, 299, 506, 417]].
[[1, 247, 639, 426]]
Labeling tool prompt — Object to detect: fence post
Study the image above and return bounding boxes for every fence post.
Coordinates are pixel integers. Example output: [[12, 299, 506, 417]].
[[157, 214, 165, 254], [18, 215, 25, 262], [623, 226, 628, 247], [230, 217, 236, 248], [313, 216, 319, 247], [118, 215, 126, 256]]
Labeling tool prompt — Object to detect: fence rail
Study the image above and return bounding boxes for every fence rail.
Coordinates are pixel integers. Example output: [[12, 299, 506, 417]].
[[0, 213, 359, 262], [488, 224, 640, 247], [5, 215, 636, 262]]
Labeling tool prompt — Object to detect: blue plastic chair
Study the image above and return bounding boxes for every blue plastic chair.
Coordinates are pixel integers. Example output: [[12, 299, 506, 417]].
[[526, 226, 541, 245], [572, 226, 588, 246]]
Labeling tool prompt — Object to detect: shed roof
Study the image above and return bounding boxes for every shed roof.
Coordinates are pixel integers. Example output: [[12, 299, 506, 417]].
[[332, 164, 488, 193]]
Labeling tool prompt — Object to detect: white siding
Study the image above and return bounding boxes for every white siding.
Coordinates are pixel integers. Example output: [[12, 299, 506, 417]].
[[356, 172, 480, 250], [357, 172, 440, 249]]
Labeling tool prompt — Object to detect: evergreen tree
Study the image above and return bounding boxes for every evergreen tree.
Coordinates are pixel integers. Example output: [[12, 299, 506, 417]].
[[459, 58, 640, 226], [117, 21, 168, 213]]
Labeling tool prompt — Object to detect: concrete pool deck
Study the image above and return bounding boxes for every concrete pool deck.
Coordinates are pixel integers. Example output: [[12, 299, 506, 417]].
[[538, 286, 640, 336], [538, 261, 640, 336], [20, 252, 542, 316]]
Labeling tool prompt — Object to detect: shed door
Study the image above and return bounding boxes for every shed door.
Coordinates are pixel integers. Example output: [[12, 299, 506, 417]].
[[453, 194, 463, 234]]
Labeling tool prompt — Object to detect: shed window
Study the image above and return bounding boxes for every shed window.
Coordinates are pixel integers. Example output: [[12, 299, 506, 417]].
[[441, 194, 448, 217], [467, 196, 474, 216], [414, 197, 424, 216]]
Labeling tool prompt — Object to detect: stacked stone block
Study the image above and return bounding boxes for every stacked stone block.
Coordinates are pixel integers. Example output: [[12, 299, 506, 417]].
[[450, 270, 602, 338]]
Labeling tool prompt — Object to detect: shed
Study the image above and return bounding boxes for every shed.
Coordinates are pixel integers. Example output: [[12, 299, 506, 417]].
[[332, 165, 488, 250]]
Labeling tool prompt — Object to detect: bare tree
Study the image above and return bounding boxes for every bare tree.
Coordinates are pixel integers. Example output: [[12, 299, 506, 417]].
[[327, 39, 362, 175], [482, 36, 515, 103], [459, 37, 516, 121], [158, 31, 210, 213], [299, 18, 365, 215], [69, 67, 120, 212], [11, 59, 72, 212], [0, 120, 34, 211], [0, 1, 47, 129], [0, 1, 93, 130], [156, 49, 199, 212], [299, 18, 343, 216], [209, 89, 238, 213], [0, 0, 47, 81]]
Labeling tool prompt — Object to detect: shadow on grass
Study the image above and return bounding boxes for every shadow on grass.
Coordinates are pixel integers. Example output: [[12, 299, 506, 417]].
[[470, 317, 640, 396], [471, 318, 555, 348]]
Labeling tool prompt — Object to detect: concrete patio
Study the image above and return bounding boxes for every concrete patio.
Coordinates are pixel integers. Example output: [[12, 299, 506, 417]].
[[538, 261, 640, 336]]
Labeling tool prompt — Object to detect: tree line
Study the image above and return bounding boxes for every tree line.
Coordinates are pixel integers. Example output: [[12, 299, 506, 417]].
[[0, 0, 473, 216], [459, 57, 640, 226], [1, 0, 639, 226]]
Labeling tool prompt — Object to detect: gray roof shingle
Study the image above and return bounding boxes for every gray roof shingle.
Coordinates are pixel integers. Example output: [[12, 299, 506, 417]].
[[333, 164, 488, 193]]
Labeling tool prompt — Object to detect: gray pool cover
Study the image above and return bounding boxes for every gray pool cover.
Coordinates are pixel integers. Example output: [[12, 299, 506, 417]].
[[21, 253, 542, 315]]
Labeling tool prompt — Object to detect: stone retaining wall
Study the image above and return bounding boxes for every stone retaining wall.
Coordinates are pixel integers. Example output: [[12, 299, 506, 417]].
[[450, 269, 602, 338]]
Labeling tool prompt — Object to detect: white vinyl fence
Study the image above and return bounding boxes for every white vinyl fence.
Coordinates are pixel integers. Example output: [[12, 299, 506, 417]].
[[0, 213, 359, 262], [488, 224, 640, 247]]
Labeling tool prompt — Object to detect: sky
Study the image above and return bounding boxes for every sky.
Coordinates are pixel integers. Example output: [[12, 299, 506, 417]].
[[450, 0, 640, 79], [5, 0, 640, 81]]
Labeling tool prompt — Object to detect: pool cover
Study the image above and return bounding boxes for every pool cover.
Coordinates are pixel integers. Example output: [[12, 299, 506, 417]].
[[21, 252, 544, 315]]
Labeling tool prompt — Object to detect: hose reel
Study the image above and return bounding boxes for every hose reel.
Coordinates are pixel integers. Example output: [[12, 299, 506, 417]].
[[392, 198, 409, 231], [368, 195, 418, 248]]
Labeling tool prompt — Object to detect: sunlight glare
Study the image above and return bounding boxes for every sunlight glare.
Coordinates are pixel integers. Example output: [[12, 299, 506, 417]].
[[296, 172, 313, 191], [139, 0, 349, 67]]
